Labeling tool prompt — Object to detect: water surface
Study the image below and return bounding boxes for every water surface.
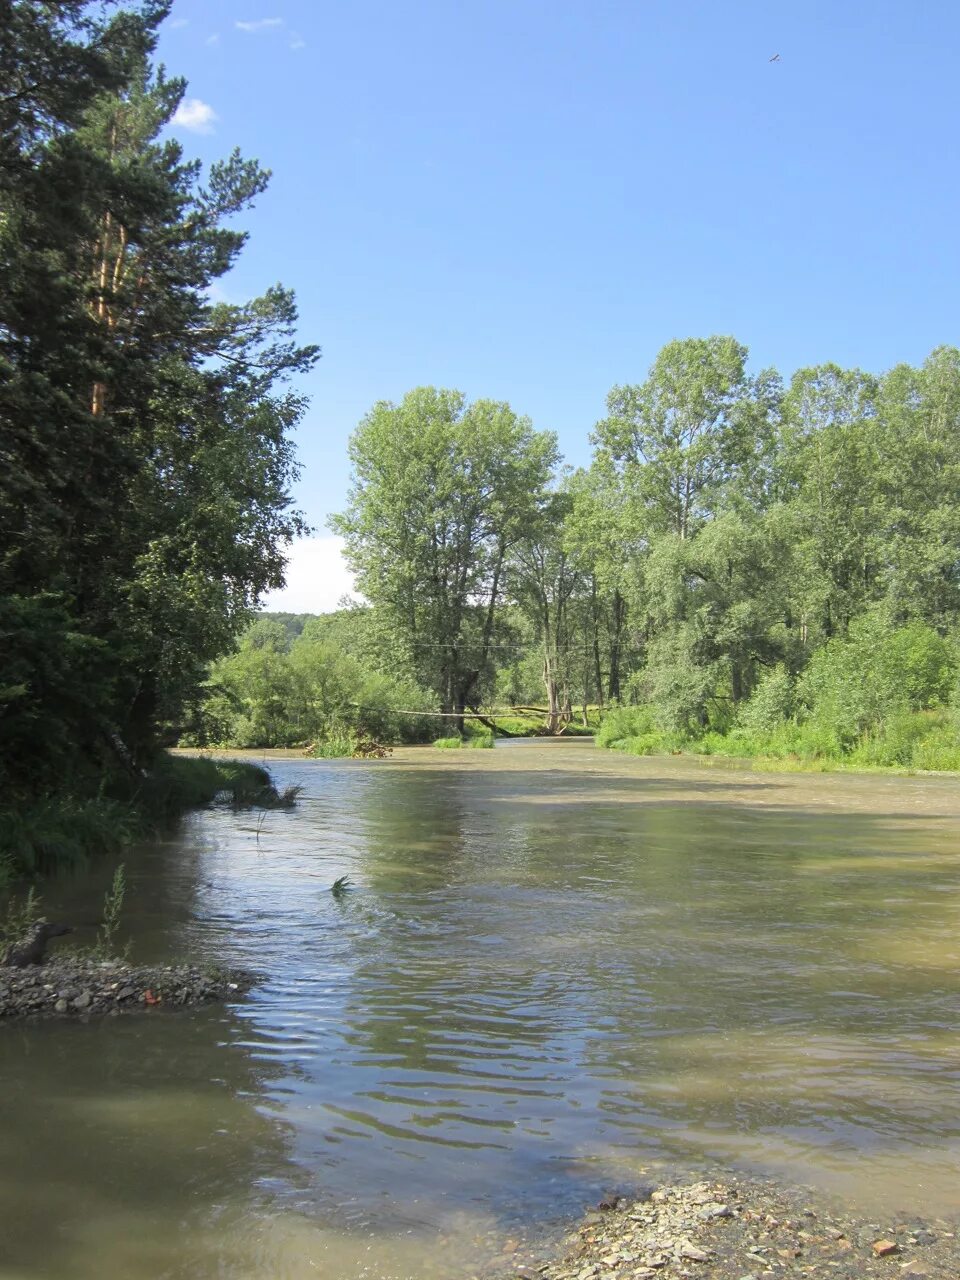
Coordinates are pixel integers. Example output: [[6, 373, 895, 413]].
[[2, 742, 959, 1278]]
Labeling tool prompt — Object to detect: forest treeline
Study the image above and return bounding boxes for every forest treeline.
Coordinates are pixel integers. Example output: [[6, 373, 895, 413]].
[[195, 341, 960, 772], [1, 3, 315, 877]]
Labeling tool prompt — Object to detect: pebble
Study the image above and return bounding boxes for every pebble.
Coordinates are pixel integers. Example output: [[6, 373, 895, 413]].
[[524, 1174, 960, 1280], [0, 958, 255, 1020], [873, 1239, 900, 1257]]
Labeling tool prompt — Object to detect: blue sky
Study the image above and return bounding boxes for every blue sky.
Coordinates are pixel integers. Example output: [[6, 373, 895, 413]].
[[159, 1, 960, 610]]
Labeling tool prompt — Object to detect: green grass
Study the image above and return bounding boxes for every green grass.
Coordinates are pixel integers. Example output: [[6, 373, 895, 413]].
[[308, 733, 356, 758], [595, 704, 960, 774], [431, 726, 495, 748], [464, 727, 494, 748], [0, 754, 293, 884], [488, 714, 542, 736], [0, 795, 137, 881], [488, 706, 601, 737]]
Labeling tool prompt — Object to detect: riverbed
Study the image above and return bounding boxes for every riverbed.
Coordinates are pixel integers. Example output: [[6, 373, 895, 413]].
[[1, 741, 958, 1278]]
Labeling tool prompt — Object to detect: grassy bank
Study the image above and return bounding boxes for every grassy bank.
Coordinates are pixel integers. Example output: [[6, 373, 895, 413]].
[[488, 708, 600, 737], [596, 705, 960, 773], [0, 755, 286, 887], [433, 726, 495, 749]]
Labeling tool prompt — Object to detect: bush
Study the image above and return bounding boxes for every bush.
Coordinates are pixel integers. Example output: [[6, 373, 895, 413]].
[[691, 729, 761, 757], [737, 666, 794, 736], [433, 736, 463, 749], [192, 621, 443, 749], [616, 732, 670, 756], [798, 614, 956, 743], [0, 754, 285, 881], [909, 726, 960, 771], [465, 727, 494, 748], [848, 710, 931, 767], [847, 710, 960, 770], [0, 796, 135, 878], [309, 732, 356, 758], [596, 705, 656, 748]]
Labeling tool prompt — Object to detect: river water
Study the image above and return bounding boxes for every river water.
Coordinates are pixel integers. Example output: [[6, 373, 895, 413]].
[[1, 741, 958, 1278]]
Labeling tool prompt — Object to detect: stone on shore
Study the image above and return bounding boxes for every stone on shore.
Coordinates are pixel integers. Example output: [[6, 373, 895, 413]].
[[523, 1176, 959, 1280], [0, 957, 255, 1020]]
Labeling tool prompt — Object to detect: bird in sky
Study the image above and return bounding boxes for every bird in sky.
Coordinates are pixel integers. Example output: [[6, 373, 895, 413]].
[[769, 53, 781, 62]]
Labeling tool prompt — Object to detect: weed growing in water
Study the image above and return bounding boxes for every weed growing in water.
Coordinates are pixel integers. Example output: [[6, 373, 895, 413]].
[[95, 864, 130, 960], [331, 875, 354, 900], [0, 886, 42, 953]]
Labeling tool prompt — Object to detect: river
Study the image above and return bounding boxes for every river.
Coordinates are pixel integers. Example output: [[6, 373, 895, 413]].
[[1, 741, 958, 1278]]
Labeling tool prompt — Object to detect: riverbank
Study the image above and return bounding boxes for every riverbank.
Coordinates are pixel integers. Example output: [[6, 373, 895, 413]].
[[499, 1173, 958, 1280], [595, 705, 960, 776], [0, 754, 292, 885], [603, 745, 960, 777], [0, 955, 256, 1019]]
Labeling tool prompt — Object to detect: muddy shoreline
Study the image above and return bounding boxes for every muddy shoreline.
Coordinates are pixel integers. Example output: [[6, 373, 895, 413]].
[[0, 957, 256, 1019], [491, 1173, 958, 1280]]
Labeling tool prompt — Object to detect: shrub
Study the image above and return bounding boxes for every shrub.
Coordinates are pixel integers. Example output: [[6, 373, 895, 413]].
[[309, 733, 356, 758], [464, 727, 494, 748], [596, 705, 656, 749], [849, 710, 932, 767], [909, 726, 960, 771], [615, 730, 678, 756], [737, 666, 794, 736], [772, 720, 844, 761], [433, 736, 463, 749], [798, 614, 956, 743], [0, 796, 136, 878], [691, 729, 761, 757]]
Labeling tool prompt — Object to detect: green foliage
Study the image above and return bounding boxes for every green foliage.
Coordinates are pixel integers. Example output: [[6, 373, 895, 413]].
[[1, 887, 43, 955], [189, 611, 442, 750], [0, 796, 137, 879], [798, 614, 955, 743], [139, 755, 274, 818], [594, 336, 778, 539], [613, 732, 676, 757], [907, 723, 960, 771], [596, 705, 657, 748], [331, 876, 355, 899], [2, 3, 316, 860], [95, 864, 128, 960], [0, 754, 286, 881], [332, 387, 558, 718], [737, 666, 795, 735], [433, 737, 464, 749], [464, 727, 494, 748], [489, 714, 542, 736], [309, 733, 356, 758]]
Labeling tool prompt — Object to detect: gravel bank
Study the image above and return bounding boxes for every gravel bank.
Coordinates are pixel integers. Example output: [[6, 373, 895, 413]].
[[503, 1176, 958, 1280], [0, 958, 256, 1019]]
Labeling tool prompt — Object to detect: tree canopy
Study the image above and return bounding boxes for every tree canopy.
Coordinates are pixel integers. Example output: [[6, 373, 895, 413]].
[[332, 388, 558, 726], [1, 1, 317, 818]]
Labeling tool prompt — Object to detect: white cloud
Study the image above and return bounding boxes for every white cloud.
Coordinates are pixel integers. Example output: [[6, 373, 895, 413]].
[[260, 536, 360, 615], [205, 32, 220, 46], [171, 97, 218, 133], [235, 17, 283, 33], [169, 18, 189, 30]]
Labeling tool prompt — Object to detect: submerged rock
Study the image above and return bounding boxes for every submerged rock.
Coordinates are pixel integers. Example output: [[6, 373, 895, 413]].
[[0, 957, 255, 1020]]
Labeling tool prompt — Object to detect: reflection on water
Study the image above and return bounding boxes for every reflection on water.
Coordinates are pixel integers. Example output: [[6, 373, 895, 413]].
[[2, 742, 960, 1277]]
